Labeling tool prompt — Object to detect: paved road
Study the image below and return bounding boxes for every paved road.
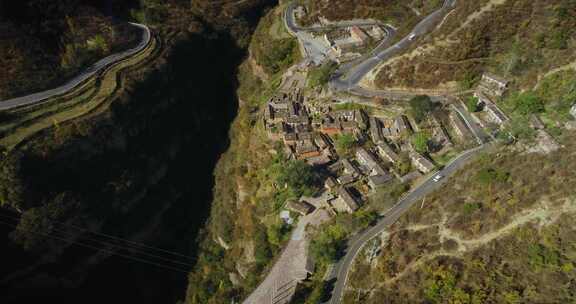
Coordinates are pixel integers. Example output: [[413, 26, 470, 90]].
[[329, 0, 457, 92], [326, 143, 487, 304], [285, 3, 387, 34], [346, 86, 455, 101], [0, 23, 151, 111]]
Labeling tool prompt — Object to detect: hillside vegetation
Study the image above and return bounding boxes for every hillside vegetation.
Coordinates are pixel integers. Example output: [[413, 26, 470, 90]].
[[342, 66, 576, 302], [185, 6, 311, 303], [344, 130, 576, 303], [0, 0, 277, 302], [374, 0, 576, 90], [0, 0, 274, 100], [299, 0, 441, 26], [0, 0, 141, 99], [250, 3, 300, 75]]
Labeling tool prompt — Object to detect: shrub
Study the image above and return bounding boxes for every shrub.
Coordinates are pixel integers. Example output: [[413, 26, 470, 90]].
[[308, 61, 338, 88], [475, 167, 509, 185], [462, 202, 482, 216], [466, 96, 480, 112], [334, 133, 357, 156], [513, 92, 544, 115], [412, 132, 430, 154]]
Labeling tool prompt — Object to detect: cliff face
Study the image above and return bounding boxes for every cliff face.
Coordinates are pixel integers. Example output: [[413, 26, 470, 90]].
[[0, 1, 275, 302]]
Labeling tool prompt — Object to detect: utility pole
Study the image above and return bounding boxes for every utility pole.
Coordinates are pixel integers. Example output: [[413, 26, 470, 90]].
[[420, 195, 426, 209]]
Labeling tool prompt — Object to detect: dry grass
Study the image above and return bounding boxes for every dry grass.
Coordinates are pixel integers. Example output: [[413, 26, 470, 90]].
[[375, 0, 576, 90], [344, 131, 576, 303]]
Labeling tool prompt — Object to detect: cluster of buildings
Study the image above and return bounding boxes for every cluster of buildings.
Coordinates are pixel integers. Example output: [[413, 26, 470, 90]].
[[263, 85, 439, 215], [264, 89, 334, 166], [319, 25, 387, 60]]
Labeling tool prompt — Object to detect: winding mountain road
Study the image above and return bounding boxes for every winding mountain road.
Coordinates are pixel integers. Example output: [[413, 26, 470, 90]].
[[326, 143, 487, 304], [0, 22, 151, 111], [285, 0, 458, 98], [329, 0, 457, 92], [250, 3, 487, 304], [284, 3, 396, 66]]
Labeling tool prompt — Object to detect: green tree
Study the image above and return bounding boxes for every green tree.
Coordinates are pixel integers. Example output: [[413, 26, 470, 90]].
[[86, 34, 109, 53], [310, 223, 348, 264], [527, 243, 561, 268], [354, 210, 378, 228], [0, 157, 25, 209], [267, 221, 290, 246], [475, 167, 509, 196], [257, 38, 298, 74], [409, 95, 435, 122], [412, 132, 430, 154], [254, 227, 273, 265], [395, 152, 412, 176], [424, 267, 458, 304], [459, 70, 479, 90], [502, 291, 521, 304], [275, 159, 318, 197], [131, 0, 168, 25], [11, 192, 79, 251]]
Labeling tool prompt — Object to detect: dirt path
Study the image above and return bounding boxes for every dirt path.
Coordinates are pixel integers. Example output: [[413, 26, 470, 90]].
[[368, 198, 576, 287], [243, 208, 331, 304], [534, 60, 576, 89]]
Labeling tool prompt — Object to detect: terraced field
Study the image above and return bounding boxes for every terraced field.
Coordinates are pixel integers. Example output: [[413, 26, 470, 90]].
[[0, 33, 162, 150]]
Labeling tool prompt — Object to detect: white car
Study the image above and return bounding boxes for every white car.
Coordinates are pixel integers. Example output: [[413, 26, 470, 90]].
[[408, 33, 416, 40], [433, 174, 444, 182]]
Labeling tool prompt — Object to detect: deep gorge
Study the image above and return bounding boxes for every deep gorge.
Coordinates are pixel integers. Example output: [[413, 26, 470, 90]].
[[0, 29, 244, 303]]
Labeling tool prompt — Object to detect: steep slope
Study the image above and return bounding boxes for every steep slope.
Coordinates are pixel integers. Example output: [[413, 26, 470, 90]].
[[0, 0, 141, 99], [185, 4, 304, 303], [372, 0, 576, 90], [0, 0, 275, 303], [344, 131, 576, 303]]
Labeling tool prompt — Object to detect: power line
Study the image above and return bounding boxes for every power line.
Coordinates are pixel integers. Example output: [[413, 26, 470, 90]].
[[0, 219, 191, 274], [0, 212, 193, 262], [0, 214, 194, 268]]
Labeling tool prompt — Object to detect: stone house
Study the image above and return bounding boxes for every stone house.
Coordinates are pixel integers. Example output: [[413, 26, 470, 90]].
[[410, 152, 435, 173], [377, 142, 400, 163], [477, 73, 509, 97], [286, 200, 315, 216], [350, 26, 369, 44], [449, 111, 469, 139], [485, 103, 508, 125], [333, 187, 360, 213]]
